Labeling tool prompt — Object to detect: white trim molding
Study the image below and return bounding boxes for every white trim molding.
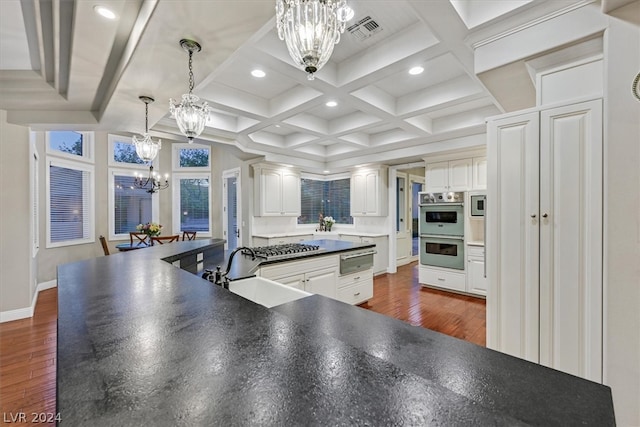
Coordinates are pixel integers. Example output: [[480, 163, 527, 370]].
[[0, 280, 57, 323]]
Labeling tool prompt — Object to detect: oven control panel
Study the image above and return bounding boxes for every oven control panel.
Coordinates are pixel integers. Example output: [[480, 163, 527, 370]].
[[419, 192, 464, 205]]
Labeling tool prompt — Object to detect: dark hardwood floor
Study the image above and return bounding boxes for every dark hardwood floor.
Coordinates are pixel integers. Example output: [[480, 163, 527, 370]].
[[361, 261, 486, 346], [0, 261, 485, 425]]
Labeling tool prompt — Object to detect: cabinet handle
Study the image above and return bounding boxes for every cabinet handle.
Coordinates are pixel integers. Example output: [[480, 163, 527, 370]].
[[354, 276, 360, 280], [542, 213, 549, 218], [530, 214, 537, 218], [437, 278, 445, 281], [354, 292, 361, 296]]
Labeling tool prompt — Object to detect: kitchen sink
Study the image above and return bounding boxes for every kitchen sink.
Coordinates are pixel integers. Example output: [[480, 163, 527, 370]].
[[228, 276, 311, 308]]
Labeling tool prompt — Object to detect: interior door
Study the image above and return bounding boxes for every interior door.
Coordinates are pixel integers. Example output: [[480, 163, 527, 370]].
[[395, 173, 410, 265], [222, 168, 241, 251], [410, 176, 424, 258]]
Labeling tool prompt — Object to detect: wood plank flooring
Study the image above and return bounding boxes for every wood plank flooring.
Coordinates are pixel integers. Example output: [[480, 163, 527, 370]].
[[360, 261, 486, 347], [0, 261, 485, 425]]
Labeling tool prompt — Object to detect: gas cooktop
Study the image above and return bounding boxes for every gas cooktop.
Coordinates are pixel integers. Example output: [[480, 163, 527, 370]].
[[245, 243, 322, 260]]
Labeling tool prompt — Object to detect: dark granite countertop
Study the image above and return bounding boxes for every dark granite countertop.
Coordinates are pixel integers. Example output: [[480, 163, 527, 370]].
[[57, 239, 615, 426]]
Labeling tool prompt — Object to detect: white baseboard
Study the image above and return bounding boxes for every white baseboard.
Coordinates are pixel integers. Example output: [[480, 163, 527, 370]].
[[0, 279, 57, 323]]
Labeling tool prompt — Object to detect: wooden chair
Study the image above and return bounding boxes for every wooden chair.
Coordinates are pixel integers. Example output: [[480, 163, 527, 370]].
[[130, 232, 149, 246], [150, 235, 180, 246], [99, 235, 110, 256], [182, 231, 197, 241]]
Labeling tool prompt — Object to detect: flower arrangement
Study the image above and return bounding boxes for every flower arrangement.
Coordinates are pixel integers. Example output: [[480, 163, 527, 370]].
[[136, 222, 163, 237], [323, 216, 335, 231]]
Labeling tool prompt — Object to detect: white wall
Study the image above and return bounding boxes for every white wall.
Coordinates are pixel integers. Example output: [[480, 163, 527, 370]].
[[0, 110, 33, 315]]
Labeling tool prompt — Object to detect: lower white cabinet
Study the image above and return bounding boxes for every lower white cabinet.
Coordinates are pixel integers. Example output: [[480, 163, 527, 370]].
[[337, 269, 374, 305], [419, 265, 466, 292], [259, 255, 339, 300], [466, 245, 487, 296]]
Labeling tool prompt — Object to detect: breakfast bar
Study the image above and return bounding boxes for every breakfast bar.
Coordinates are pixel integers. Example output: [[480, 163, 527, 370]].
[[56, 240, 615, 425]]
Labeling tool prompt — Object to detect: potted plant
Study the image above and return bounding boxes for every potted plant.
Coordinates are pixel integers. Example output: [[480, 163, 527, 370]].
[[323, 216, 335, 232], [136, 222, 163, 238]]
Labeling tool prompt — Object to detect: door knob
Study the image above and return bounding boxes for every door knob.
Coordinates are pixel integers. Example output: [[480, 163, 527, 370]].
[[530, 214, 537, 218], [542, 213, 549, 218]]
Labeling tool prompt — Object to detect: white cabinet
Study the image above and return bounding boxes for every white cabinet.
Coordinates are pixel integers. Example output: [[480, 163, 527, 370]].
[[338, 234, 388, 275], [350, 167, 388, 216], [472, 157, 487, 190], [425, 158, 471, 192], [466, 245, 486, 296], [252, 234, 313, 247], [253, 164, 300, 216], [418, 265, 466, 292], [337, 269, 374, 305], [487, 99, 603, 382], [259, 255, 339, 299]]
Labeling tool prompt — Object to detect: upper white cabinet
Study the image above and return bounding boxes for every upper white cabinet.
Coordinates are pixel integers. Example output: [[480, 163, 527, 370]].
[[253, 163, 300, 217], [351, 166, 388, 216], [472, 156, 487, 190], [487, 98, 603, 383], [425, 158, 471, 192]]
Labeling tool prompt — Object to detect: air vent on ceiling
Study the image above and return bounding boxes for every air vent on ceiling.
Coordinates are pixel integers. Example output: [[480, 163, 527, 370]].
[[347, 16, 382, 41]]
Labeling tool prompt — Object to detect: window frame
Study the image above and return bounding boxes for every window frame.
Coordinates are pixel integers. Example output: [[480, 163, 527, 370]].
[[45, 130, 94, 163], [171, 172, 213, 237], [298, 172, 354, 228], [30, 137, 39, 257], [107, 134, 156, 169], [45, 156, 95, 248], [107, 167, 160, 241], [171, 142, 211, 172]]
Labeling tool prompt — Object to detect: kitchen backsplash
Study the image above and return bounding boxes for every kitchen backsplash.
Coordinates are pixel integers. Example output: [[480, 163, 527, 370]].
[[252, 215, 389, 235]]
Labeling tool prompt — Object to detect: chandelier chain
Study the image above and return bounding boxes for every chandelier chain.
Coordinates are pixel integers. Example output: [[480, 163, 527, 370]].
[[188, 49, 195, 94], [144, 101, 149, 133]]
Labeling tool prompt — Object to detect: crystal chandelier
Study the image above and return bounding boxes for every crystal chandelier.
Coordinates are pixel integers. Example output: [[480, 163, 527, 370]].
[[134, 166, 169, 194], [275, 0, 354, 80], [169, 39, 211, 143], [132, 96, 162, 163]]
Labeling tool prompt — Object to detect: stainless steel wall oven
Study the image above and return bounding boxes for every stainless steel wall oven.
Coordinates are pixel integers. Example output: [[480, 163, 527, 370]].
[[418, 192, 465, 270]]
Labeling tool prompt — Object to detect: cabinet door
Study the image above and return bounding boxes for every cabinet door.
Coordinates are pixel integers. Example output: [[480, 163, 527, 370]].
[[277, 273, 305, 290], [351, 173, 366, 215], [486, 111, 540, 363], [448, 158, 471, 191], [281, 170, 301, 215], [425, 161, 449, 192], [538, 99, 602, 382], [472, 157, 487, 190], [261, 169, 283, 216], [467, 257, 487, 296], [364, 170, 379, 214], [304, 268, 337, 298]]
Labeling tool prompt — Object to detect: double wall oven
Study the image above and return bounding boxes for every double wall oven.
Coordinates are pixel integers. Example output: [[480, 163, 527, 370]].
[[419, 192, 465, 270]]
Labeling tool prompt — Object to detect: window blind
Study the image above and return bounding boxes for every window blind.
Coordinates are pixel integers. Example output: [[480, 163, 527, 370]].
[[299, 178, 353, 224], [49, 164, 90, 242], [113, 175, 152, 234]]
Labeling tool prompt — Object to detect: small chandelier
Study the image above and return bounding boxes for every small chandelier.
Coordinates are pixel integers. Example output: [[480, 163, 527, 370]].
[[169, 39, 211, 143], [134, 165, 169, 194], [276, 0, 354, 80], [132, 96, 161, 163]]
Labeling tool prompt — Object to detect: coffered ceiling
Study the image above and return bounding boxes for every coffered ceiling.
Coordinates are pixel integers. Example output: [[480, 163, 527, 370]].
[[1, 0, 630, 172]]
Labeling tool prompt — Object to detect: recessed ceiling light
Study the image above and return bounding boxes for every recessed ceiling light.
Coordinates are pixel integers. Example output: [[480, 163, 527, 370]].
[[325, 101, 338, 107], [409, 66, 424, 75], [274, 124, 281, 128], [94, 5, 116, 20], [251, 69, 266, 78], [323, 170, 330, 173]]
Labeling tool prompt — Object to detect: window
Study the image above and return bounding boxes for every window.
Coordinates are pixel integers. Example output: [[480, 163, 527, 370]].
[[108, 169, 158, 239], [46, 157, 94, 247], [172, 143, 210, 170], [31, 140, 39, 256], [46, 130, 93, 162], [108, 134, 148, 166], [173, 174, 211, 235], [299, 177, 352, 225]]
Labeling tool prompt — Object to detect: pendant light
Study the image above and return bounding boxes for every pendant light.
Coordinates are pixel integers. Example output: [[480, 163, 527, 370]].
[[275, 0, 354, 80], [169, 39, 211, 143], [132, 96, 162, 163]]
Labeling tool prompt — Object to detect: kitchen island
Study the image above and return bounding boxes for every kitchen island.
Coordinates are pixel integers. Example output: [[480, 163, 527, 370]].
[[56, 239, 615, 425]]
